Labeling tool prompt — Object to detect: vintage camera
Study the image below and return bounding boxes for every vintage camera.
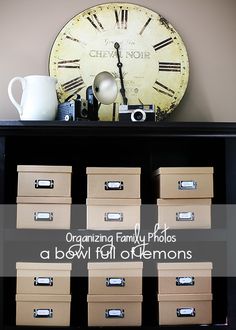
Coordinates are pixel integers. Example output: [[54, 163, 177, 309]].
[[57, 87, 99, 121], [119, 104, 156, 122], [57, 94, 88, 121]]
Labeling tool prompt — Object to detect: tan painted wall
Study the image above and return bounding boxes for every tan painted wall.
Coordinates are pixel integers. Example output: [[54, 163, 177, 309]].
[[0, 0, 235, 121]]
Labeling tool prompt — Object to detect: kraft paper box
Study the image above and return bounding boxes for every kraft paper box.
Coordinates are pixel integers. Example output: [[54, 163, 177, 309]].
[[87, 294, 142, 327], [157, 262, 212, 294], [17, 165, 72, 197], [157, 198, 211, 229], [86, 198, 141, 230], [16, 262, 72, 295], [86, 167, 141, 199], [88, 262, 143, 295], [16, 294, 71, 326], [154, 167, 214, 199], [17, 197, 71, 229], [158, 293, 212, 325]]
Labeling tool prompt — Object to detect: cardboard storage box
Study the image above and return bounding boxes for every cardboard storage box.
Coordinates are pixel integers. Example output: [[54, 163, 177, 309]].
[[157, 199, 211, 229], [86, 167, 141, 199], [17, 165, 72, 197], [88, 262, 143, 295], [154, 167, 214, 199], [86, 198, 141, 230], [157, 262, 212, 294], [17, 197, 71, 229], [87, 294, 142, 326], [16, 262, 72, 295], [158, 293, 212, 325], [16, 294, 71, 326]]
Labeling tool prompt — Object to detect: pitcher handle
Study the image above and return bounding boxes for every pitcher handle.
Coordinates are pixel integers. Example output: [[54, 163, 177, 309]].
[[8, 77, 26, 116]]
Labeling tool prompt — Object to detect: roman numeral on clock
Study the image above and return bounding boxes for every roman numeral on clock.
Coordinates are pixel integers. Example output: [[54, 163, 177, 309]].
[[153, 81, 175, 97], [115, 9, 128, 29], [61, 76, 85, 93], [139, 18, 152, 35], [87, 14, 104, 32], [153, 37, 173, 51], [159, 62, 181, 72], [57, 59, 80, 69], [65, 35, 80, 43]]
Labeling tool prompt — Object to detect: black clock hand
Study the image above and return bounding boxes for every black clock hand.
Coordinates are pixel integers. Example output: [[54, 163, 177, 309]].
[[114, 42, 128, 105]]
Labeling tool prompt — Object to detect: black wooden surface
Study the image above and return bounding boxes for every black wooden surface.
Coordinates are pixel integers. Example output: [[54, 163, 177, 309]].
[[0, 121, 236, 137], [0, 137, 5, 329], [0, 122, 236, 329]]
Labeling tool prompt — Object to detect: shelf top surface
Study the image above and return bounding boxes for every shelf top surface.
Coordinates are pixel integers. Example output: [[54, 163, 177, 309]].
[[0, 121, 236, 137]]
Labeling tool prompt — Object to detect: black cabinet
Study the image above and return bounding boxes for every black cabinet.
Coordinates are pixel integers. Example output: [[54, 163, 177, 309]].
[[0, 121, 236, 330]]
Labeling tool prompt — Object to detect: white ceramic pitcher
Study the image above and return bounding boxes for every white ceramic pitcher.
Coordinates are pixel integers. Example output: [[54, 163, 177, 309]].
[[8, 75, 58, 120]]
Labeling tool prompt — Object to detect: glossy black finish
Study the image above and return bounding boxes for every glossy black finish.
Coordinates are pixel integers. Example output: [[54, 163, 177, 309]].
[[0, 121, 236, 137], [0, 122, 236, 330]]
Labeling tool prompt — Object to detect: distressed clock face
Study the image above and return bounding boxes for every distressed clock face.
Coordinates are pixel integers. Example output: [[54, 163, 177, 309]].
[[49, 3, 189, 121]]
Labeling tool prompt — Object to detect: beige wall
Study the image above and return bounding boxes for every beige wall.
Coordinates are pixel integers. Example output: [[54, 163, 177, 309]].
[[0, 0, 236, 121]]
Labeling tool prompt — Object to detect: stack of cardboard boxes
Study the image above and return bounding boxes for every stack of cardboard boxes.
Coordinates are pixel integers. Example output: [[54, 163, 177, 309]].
[[16, 165, 72, 229], [15, 165, 73, 326], [87, 262, 143, 326], [154, 167, 214, 229], [86, 167, 143, 326], [157, 262, 213, 325], [16, 262, 72, 326], [86, 167, 141, 230], [154, 167, 214, 325]]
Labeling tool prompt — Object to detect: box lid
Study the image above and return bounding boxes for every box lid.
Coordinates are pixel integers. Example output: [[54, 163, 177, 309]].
[[86, 167, 141, 175], [17, 197, 72, 204], [16, 262, 72, 271], [157, 262, 213, 270], [158, 293, 212, 302], [17, 165, 72, 173], [88, 262, 143, 270], [154, 167, 214, 176], [87, 294, 143, 303], [157, 198, 211, 206], [16, 294, 71, 302], [86, 198, 141, 206]]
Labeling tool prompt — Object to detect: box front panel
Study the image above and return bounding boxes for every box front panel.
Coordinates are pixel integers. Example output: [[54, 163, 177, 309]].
[[17, 269, 71, 294], [87, 205, 140, 230], [17, 203, 71, 229], [158, 300, 212, 325], [158, 269, 211, 294], [89, 270, 142, 295], [158, 203, 211, 229], [159, 173, 213, 198], [87, 174, 140, 198], [16, 301, 70, 326], [18, 172, 71, 197], [88, 301, 141, 326]]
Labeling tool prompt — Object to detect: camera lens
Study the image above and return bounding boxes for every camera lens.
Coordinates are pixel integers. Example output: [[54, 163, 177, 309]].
[[81, 108, 88, 118], [133, 111, 143, 121], [131, 109, 146, 122]]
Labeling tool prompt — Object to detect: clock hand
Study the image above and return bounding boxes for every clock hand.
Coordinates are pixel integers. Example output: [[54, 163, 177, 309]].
[[114, 42, 128, 105]]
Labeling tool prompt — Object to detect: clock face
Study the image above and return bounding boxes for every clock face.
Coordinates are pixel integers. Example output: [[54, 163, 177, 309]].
[[49, 3, 189, 121]]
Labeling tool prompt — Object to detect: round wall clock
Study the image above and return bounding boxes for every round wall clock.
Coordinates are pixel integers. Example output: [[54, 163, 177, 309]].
[[49, 2, 189, 121]]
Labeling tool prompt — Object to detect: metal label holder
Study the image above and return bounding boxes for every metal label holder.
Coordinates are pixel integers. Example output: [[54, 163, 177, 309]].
[[35, 179, 54, 189]]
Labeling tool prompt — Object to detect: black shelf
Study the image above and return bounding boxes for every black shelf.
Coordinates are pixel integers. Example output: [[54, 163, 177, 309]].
[[1, 122, 236, 329], [0, 121, 236, 137]]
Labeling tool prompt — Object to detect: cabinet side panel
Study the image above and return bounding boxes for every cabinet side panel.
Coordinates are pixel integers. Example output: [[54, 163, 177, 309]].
[[0, 137, 5, 329], [225, 138, 236, 325]]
